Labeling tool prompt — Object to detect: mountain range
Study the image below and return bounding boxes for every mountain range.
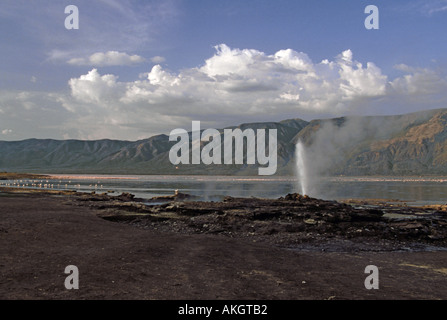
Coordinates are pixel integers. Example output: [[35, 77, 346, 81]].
[[2, 108, 447, 176]]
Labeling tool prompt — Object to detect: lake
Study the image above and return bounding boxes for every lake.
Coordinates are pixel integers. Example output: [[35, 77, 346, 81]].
[[2, 174, 447, 206]]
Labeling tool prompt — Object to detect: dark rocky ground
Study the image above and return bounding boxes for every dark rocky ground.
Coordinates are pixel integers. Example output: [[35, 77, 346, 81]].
[[1, 188, 447, 300], [82, 191, 447, 253]]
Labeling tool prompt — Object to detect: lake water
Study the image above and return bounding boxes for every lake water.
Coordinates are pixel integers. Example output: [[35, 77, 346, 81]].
[[2, 174, 447, 206]]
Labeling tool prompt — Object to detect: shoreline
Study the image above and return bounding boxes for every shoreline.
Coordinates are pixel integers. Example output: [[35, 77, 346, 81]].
[[0, 172, 50, 181], [4, 173, 447, 207], [2, 184, 447, 210], [7, 171, 447, 179]]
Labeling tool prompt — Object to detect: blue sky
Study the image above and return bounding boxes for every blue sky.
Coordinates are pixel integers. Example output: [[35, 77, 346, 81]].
[[1, 0, 447, 140]]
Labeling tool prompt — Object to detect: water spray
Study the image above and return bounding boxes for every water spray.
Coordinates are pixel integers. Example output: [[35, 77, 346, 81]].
[[295, 140, 308, 196]]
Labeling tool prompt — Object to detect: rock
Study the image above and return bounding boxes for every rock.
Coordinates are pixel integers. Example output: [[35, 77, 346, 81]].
[[113, 192, 135, 202], [85, 191, 447, 252], [350, 209, 384, 222], [283, 193, 309, 201], [304, 218, 317, 225], [149, 192, 199, 202]]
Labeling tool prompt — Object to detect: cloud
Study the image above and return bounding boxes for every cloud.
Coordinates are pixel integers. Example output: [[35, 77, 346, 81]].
[[112, 45, 388, 117], [429, 5, 447, 14], [151, 56, 166, 63], [1, 0, 181, 64], [67, 69, 126, 107], [0, 90, 76, 140], [425, 0, 447, 15], [68, 51, 146, 67], [3, 44, 447, 141], [62, 45, 446, 136], [390, 64, 447, 96], [402, 0, 447, 16], [56, 45, 390, 139], [2, 129, 12, 135]]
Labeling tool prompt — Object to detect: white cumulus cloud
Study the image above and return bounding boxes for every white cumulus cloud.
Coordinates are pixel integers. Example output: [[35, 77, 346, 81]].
[[4, 44, 447, 141], [390, 65, 447, 95], [68, 69, 125, 105], [58, 45, 393, 139]]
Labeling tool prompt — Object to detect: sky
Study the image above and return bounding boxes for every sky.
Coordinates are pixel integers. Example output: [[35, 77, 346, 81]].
[[1, 0, 447, 141]]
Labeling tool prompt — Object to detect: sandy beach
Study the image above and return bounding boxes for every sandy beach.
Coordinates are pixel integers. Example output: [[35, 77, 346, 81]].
[[1, 187, 447, 301]]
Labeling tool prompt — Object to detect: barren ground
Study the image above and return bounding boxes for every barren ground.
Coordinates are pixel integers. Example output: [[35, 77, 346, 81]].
[[1, 189, 447, 300]]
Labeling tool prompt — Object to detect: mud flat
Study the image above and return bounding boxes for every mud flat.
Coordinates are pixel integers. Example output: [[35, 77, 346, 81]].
[[1, 188, 447, 300]]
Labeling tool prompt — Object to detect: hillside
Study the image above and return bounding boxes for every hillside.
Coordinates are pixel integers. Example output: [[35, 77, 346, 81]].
[[2, 109, 447, 176]]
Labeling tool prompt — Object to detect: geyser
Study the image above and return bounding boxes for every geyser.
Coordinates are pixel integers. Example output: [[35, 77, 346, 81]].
[[295, 140, 308, 196]]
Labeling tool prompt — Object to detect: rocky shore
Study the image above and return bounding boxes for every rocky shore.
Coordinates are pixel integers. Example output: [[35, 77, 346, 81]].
[[2, 187, 447, 300], [74, 191, 447, 253]]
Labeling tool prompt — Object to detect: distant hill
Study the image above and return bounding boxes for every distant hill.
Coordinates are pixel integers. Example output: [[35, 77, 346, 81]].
[[2, 109, 447, 176]]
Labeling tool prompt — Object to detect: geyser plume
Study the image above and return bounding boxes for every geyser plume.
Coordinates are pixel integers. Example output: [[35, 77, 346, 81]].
[[292, 115, 410, 199], [295, 140, 308, 196]]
